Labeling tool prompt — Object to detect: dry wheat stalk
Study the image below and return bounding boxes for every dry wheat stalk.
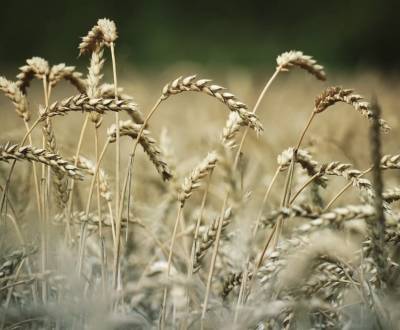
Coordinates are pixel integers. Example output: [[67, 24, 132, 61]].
[[79, 18, 117, 55], [107, 120, 172, 181], [276, 50, 326, 81], [75, 156, 112, 202], [48, 64, 86, 93], [41, 94, 139, 119], [0, 143, 82, 179], [314, 87, 390, 132], [178, 152, 218, 205], [193, 207, 232, 272], [161, 75, 263, 132], [0, 77, 30, 121], [16, 57, 49, 94]]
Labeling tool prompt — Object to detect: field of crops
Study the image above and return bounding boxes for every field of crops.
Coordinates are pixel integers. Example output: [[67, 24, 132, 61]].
[[0, 18, 400, 329]]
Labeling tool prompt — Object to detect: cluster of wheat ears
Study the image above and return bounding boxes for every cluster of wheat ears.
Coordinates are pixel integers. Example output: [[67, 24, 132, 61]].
[[0, 18, 399, 329]]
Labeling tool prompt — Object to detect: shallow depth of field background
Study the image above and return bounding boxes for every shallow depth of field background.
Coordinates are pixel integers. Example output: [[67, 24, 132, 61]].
[[1, 1, 400, 329], [1, 0, 400, 250]]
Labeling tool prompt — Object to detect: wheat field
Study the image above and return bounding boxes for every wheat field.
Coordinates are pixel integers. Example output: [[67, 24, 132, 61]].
[[0, 18, 400, 329]]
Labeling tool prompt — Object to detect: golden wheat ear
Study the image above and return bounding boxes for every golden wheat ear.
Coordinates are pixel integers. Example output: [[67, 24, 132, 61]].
[[314, 86, 390, 132], [79, 18, 117, 55], [277, 50, 326, 81], [16, 57, 50, 94]]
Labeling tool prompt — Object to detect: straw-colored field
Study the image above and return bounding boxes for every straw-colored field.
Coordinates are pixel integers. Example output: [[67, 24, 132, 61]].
[[1, 18, 400, 330]]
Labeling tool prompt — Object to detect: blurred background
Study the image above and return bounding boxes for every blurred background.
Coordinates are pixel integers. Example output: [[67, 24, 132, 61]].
[[1, 0, 400, 72], [0, 0, 399, 182]]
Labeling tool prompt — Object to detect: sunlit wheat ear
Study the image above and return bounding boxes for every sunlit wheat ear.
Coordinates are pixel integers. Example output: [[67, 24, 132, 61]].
[[314, 86, 390, 132], [0, 143, 83, 179], [0, 76, 30, 121], [86, 48, 104, 98], [107, 120, 172, 181], [193, 207, 232, 272], [16, 57, 50, 94], [42, 94, 139, 119], [49, 63, 86, 93], [75, 156, 112, 202], [178, 151, 218, 206], [161, 75, 263, 133], [276, 50, 326, 81], [221, 111, 244, 148], [79, 18, 117, 55], [86, 48, 105, 125]]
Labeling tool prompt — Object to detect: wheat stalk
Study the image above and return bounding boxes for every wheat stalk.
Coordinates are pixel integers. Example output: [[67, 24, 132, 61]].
[[161, 75, 262, 132], [0, 143, 82, 179], [107, 120, 172, 181]]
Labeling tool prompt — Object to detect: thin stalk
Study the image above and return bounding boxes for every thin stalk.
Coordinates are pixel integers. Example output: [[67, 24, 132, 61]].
[[289, 172, 321, 205], [295, 111, 316, 151], [66, 114, 90, 240], [253, 166, 281, 236], [201, 195, 228, 321], [41, 75, 50, 304], [113, 97, 162, 289], [233, 67, 281, 166], [94, 126, 105, 294], [189, 171, 213, 276], [323, 167, 373, 211], [110, 42, 121, 263], [160, 203, 183, 329], [23, 121, 42, 220]]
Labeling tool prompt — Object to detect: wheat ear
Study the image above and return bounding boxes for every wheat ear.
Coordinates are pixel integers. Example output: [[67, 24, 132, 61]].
[[161, 75, 262, 133], [79, 18, 117, 55], [193, 207, 233, 272], [276, 50, 327, 81], [0, 143, 82, 179], [0, 77, 30, 121], [314, 86, 390, 132], [41, 94, 138, 119], [16, 57, 50, 95], [107, 120, 172, 181], [49, 63, 86, 93]]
